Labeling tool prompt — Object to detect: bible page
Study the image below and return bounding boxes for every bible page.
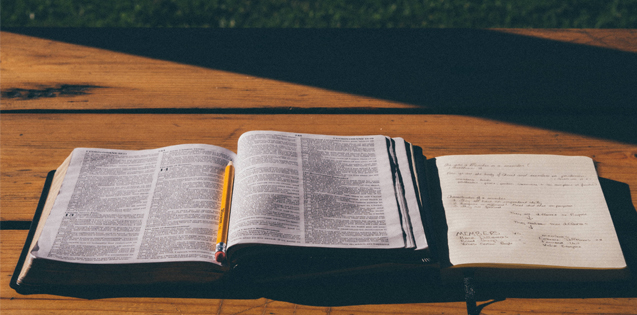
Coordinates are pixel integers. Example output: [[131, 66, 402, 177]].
[[437, 154, 625, 269], [228, 131, 406, 249], [33, 144, 236, 264]]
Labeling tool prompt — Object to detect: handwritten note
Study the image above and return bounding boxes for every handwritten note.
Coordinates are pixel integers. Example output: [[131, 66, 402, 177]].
[[437, 154, 625, 269]]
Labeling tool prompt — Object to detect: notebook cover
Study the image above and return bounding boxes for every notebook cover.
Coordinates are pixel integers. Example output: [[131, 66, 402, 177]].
[[10, 170, 56, 294]]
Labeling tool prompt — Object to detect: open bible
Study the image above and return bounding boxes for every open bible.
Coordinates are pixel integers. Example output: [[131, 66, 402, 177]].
[[13, 131, 430, 291], [12, 131, 628, 293]]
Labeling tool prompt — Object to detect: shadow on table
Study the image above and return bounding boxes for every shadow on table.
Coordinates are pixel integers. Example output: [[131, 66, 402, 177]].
[[13, 178, 637, 307], [4, 28, 637, 144]]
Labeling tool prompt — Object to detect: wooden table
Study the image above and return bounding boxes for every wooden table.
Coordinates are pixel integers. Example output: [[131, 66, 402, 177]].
[[2, 28, 637, 314]]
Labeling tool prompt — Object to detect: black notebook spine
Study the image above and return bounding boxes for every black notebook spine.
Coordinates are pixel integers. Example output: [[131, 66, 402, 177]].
[[10, 170, 56, 294]]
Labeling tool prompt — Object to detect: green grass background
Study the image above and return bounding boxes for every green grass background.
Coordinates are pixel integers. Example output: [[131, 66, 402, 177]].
[[2, 0, 637, 28]]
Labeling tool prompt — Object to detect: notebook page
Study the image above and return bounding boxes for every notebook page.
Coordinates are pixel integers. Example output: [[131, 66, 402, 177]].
[[437, 155, 625, 269]]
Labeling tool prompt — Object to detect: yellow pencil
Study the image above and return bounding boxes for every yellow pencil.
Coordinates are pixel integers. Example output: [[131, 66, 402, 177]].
[[215, 161, 234, 263]]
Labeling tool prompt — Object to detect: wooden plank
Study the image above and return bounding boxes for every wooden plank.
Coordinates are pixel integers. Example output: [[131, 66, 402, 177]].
[[0, 31, 413, 111], [2, 114, 636, 221], [3, 231, 636, 314], [3, 29, 636, 112], [497, 29, 637, 53]]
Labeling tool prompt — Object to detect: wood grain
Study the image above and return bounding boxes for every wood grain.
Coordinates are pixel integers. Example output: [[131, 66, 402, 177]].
[[2, 114, 636, 221], [0, 31, 412, 111], [497, 29, 637, 53]]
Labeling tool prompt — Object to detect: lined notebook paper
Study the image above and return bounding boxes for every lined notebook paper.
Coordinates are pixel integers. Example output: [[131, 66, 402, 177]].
[[436, 155, 625, 269]]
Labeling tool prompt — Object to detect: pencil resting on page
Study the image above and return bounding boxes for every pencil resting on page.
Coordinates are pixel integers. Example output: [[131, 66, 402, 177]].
[[215, 161, 234, 263]]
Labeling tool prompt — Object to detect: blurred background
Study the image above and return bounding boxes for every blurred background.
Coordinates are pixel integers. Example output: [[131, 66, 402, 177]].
[[2, 0, 637, 28]]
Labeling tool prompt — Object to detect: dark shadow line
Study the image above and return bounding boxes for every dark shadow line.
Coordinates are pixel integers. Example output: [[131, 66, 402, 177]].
[[0, 221, 33, 230]]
